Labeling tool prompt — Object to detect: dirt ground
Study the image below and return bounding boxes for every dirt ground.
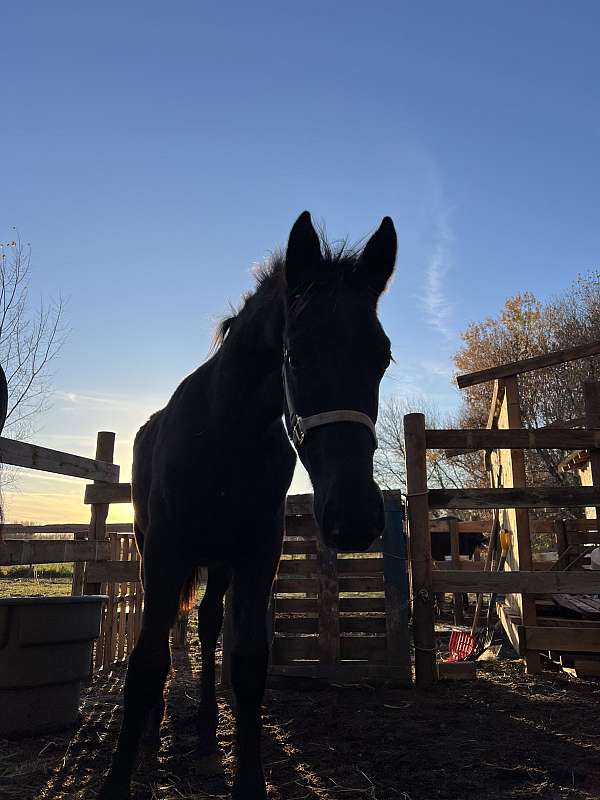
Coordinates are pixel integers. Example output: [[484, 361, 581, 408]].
[[3, 621, 600, 800]]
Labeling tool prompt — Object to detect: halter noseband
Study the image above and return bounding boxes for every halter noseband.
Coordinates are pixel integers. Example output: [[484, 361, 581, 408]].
[[282, 347, 378, 450]]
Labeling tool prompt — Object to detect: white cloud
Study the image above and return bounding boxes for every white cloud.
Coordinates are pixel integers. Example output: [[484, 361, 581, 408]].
[[424, 210, 455, 342]]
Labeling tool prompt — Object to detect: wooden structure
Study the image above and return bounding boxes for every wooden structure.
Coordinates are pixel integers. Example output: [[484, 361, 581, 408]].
[[405, 340, 600, 687], [265, 493, 411, 684], [405, 412, 600, 686], [1, 458, 410, 682], [0, 431, 137, 672], [87, 481, 413, 685]]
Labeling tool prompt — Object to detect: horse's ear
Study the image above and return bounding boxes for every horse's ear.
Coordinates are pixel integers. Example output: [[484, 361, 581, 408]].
[[285, 211, 321, 295], [359, 217, 397, 295]]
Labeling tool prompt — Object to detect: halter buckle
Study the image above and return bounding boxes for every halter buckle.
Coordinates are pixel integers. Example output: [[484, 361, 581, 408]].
[[292, 416, 305, 447]]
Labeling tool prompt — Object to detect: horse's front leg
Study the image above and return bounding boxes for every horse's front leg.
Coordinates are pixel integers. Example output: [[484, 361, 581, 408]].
[[230, 551, 279, 800], [98, 540, 188, 800]]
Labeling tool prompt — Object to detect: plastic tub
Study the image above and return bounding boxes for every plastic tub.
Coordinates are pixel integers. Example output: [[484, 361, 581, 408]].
[[0, 595, 106, 736]]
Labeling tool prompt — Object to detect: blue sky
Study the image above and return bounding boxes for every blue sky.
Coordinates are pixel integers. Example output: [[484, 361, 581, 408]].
[[2, 2, 600, 520]]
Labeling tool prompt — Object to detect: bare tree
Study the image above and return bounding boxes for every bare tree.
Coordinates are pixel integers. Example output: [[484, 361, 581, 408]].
[[375, 394, 473, 494], [0, 236, 66, 440]]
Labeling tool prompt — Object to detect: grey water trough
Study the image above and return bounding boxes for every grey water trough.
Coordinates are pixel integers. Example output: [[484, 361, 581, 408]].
[[0, 595, 106, 736]]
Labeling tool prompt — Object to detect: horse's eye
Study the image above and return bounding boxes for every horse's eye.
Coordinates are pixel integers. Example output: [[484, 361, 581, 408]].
[[287, 352, 306, 372]]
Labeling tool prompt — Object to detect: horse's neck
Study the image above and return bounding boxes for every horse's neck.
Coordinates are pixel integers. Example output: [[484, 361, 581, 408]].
[[212, 305, 284, 439]]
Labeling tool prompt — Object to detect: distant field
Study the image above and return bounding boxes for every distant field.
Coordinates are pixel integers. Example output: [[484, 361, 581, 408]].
[[0, 563, 74, 597], [0, 576, 72, 597]]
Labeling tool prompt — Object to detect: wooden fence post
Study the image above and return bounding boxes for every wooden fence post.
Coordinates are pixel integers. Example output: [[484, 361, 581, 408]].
[[83, 432, 115, 673], [83, 432, 115, 596], [404, 413, 436, 688]]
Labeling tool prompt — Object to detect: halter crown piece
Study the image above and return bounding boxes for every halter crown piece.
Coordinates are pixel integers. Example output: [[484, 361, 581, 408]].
[[282, 347, 378, 450]]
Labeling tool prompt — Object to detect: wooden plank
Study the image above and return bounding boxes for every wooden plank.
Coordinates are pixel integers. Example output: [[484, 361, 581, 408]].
[[565, 518, 600, 532], [428, 486, 600, 509], [86, 560, 141, 584], [271, 636, 319, 662], [0, 435, 120, 482], [524, 626, 600, 653], [530, 518, 556, 535], [567, 533, 600, 544], [84, 432, 116, 599], [71, 529, 86, 596], [553, 594, 600, 618], [282, 539, 317, 555], [426, 428, 600, 451], [284, 515, 318, 537], [497, 600, 524, 656], [275, 617, 319, 634], [340, 617, 387, 634], [0, 539, 109, 566], [105, 534, 120, 666], [487, 379, 505, 429], [84, 482, 132, 504], [274, 597, 319, 613], [338, 576, 384, 593], [278, 559, 319, 575], [339, 636, 387, 663], [431, 570, 600, 594], [339, 597, 386, 613], [539, 616, 600, 629], [429, 520, 491, 533], [433, 560, 483, 571], [404, 412, 436, 688], [285, 494, 314, 516], [2, 522, 133, 535], [317, 537, 339, 664], [274, 577, 319, 594], [337, 557, 384, 575], [456, 339, 600, 388]]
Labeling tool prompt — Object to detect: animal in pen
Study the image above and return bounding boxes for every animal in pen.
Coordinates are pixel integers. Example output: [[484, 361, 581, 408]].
[[98, 211, 398, 800]]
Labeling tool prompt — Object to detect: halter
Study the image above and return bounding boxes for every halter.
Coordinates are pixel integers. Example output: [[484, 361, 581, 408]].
[[282, 347, 378, 450]]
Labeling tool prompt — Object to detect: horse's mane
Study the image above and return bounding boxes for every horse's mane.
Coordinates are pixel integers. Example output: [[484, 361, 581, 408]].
[[210, 227, 364, 354]]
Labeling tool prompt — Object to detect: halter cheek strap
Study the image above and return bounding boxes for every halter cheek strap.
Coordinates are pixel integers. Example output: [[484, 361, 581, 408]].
[[282, 349, 378, 450]]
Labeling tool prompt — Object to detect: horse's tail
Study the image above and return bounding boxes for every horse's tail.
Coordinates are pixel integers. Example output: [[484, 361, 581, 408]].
[[179, 567, 204, 613]]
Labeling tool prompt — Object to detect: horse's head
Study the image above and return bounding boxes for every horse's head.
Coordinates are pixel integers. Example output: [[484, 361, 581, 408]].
[[283, 211, 396, 552]]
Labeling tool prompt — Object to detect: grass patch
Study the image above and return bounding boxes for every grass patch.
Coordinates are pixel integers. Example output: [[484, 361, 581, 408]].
[[0, 576, 72, 597], [0, 562, 73, 579]]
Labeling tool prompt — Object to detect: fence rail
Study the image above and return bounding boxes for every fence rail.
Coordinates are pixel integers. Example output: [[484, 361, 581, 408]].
[[0, 435, 119, 482]]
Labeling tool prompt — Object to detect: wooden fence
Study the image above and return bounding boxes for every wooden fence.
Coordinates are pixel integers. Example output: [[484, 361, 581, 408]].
[[0, 431, 145, 672], [264, 495, 410, 684], [406, 341, 600, 687]]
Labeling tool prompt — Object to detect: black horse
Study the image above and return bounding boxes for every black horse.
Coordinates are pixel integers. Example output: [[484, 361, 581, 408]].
[[99, 211, 397, 800]]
